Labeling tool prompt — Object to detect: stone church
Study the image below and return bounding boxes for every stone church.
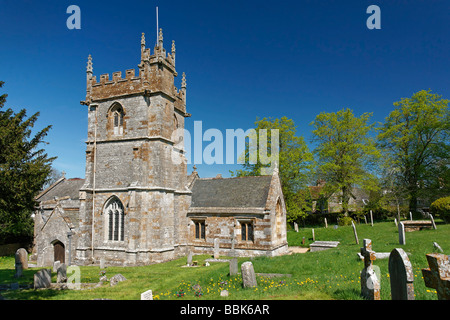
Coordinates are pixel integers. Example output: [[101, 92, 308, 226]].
[[33, 29, 288, 267]]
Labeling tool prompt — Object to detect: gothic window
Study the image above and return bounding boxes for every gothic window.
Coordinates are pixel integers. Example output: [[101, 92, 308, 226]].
[[109, 103, 124, 136], [104, 197, 125, 241]]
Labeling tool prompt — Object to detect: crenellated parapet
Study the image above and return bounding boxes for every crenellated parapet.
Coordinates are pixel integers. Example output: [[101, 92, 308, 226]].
[[82, 29, 187, 116]]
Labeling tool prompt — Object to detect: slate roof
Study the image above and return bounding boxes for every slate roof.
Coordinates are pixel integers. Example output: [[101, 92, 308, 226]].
[[37, 178, 85, 202], [190, 175, 273, 208]]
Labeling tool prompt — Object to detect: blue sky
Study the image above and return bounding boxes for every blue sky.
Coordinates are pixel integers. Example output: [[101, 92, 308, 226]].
[[1, 0, 449, 179]]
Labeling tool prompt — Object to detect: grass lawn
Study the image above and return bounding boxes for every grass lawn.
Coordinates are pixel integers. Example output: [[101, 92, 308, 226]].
[[0, 220, 448, 300]]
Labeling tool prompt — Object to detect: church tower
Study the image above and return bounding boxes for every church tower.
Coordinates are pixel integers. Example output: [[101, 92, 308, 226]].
[[76, 30, 192, 266]]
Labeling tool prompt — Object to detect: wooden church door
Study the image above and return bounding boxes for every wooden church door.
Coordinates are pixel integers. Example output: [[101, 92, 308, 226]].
[[53, 241, 65, 264]]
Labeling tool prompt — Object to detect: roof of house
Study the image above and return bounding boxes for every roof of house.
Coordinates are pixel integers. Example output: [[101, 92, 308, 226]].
[[190, 175, 273, 208], [36, 178, 85, 203]]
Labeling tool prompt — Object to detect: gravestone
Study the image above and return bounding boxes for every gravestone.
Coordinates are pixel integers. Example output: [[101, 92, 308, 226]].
[[241, 261, 257, 288], [433, 242, 444, 253], [324, 218, 328, 228], [57, 263, 67, 283], [15, 248, 28, 269], [398, 222, 405, 245], [430, 214, 437, 230], [110, 273, 127, 287], [294, 222, 299, 232], [389, 248, 414, 300], [360, 239, 380, 300], [229, 258, 238, 276], [34, 269, 51, 289], [351, 221, 359, 245], [220, 289, 229, 297], [213, 238, 220, 259], [100, 258, 105, 269], [14, 261, 23, 278], [370, 210, 374, 227], [312, 229, 315, 241], [422, 253, 450, 300], [310, 241, 340, 252], [53, 260, 61, 273], [409, 211, 413, 221], [394, 218, 398, 227], [364, 216, 367, 224], [187, 250, 193, 266], [141, 289, 153, 300]]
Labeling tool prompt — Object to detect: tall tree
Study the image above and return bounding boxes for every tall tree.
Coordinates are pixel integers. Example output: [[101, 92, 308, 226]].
[[0, 81, 56, 244], [377, 90, 449, 213], [230, 116, 314, 222], [311, 108, 380, 215]]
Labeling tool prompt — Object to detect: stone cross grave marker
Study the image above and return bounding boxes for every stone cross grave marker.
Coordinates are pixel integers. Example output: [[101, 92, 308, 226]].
[[421, 253, 450, 300], [360, 239, 380, 300], [388, 248, 414, 300], [241, 261, 257, 288], [398, 222, 406, 245], [141, 289, 153, 300], [213, 238, 220, 259], [34, 269, 51, 289]]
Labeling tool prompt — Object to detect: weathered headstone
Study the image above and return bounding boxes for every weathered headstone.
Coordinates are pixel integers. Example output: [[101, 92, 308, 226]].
[[422, 253, 450, 300], [110, 273, 127, 287], [241, 261, 257, 288], [324, 218, 328, 228], [14, 261, 23, 278], [34, 269, 51, 289], [360, 239, 380, 300], [294, 222, 299, 232], [394, 218, 398, 227], [141, 289, 153, 300], [187, 250, 193, 266], [213, 238, 220, 259], [312, 229, 315, 241], [351, 221, 359, 245], [398, 222, 406, 245], [388, 248, 414, 300], [409, 211, 413, 221], [57, 263, 67, 283], [100, 258, 105, 269], [310, 241, 340, 252], [15, 248, 28, 269], [229, 258, 238, 276], [364, 216, 367, 224]]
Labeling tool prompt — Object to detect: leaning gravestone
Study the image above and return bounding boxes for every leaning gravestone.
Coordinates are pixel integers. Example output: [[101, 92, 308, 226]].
[[34, 269, 51, 289], [351, 221, 359, 245], [53, 260, 61, 273], [241, 261, 257, 288], [141, 289, 153, 300], [360, 239, 380, 300], [389, 248, 414, 300], [422, 253, 450, 300]]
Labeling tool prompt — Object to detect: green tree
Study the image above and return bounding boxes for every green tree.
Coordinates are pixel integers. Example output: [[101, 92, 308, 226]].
[[377, 90, 449, 213], [231, 116, 314, 222], [311, 108, 380, 215], [0, 81, 56, 244]]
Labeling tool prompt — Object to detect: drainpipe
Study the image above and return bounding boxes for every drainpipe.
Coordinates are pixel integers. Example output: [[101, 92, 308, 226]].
[[67, 231, 73, 266], [91, 105, 98, 261]]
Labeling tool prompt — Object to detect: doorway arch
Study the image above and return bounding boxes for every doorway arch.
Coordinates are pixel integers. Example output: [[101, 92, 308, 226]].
[[53, 241, 65, 264]]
